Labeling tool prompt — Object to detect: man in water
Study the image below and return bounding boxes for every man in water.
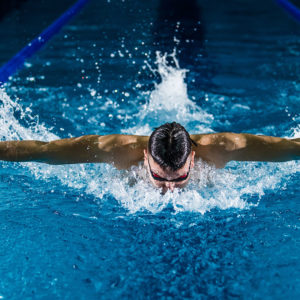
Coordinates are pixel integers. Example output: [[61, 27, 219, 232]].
[[0, 122, 299, 192]]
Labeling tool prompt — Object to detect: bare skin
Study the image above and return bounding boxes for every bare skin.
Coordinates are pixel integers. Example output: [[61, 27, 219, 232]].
[[0, 133, 299, 190]]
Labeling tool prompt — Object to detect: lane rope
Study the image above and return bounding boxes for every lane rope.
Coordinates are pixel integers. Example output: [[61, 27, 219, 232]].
[[0, 0, 90, 85], [276, 0, 300, 22]]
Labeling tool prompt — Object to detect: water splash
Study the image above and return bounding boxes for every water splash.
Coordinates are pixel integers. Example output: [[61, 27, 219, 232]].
[[123, 51, 213, 135], [0, 48, 299, 215], [0, 89, 57, 141], [291, 124, 300, 138]]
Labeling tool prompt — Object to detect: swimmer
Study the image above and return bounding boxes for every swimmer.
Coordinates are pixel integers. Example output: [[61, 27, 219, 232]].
[[0, 122, 299, 192]]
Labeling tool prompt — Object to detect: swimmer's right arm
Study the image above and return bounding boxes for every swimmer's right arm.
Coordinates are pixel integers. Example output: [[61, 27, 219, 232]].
[[0, 134, 148, 169]]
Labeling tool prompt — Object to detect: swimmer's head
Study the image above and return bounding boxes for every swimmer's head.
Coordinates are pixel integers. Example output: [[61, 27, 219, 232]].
[[144, 122, 196, 192]]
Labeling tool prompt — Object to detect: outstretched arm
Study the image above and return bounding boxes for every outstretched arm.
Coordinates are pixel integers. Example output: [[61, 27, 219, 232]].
[[0, 134, 148, 169], [191, 133, 300, 168]]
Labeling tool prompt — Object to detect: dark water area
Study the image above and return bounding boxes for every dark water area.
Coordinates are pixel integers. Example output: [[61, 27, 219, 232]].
[[0, 0, 28, 21]]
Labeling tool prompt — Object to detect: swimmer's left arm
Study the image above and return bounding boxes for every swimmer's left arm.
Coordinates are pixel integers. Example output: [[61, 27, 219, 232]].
[[192, 133, 300, 167]]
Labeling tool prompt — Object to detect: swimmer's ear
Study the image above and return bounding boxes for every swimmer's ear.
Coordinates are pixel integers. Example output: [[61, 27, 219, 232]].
[[191, 151, 195, 169], [143, 149, 148, 166]]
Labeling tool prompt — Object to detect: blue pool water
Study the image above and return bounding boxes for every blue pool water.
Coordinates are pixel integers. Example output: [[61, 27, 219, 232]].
[[0, 0, 299, 298]]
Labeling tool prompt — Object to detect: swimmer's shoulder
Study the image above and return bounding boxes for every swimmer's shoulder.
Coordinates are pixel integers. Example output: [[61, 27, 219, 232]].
[[94, 134, 148, 149], [191, 132, 243, 168], [191, 132, 242, 145], [69, 133, 148, 154], [190, 133, 220, 167], [92, 134, 149, 169]]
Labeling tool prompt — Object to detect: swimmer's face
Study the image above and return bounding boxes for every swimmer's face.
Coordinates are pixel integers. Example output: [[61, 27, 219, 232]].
[[144, 149, 195, 193]]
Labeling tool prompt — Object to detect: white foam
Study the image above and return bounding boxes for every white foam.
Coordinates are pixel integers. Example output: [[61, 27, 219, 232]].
[[291, 124, 300, 138]]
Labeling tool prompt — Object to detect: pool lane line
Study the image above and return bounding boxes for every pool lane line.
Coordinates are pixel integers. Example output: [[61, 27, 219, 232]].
[[0, 0, 90, 86], [276, 0, 300, 22]]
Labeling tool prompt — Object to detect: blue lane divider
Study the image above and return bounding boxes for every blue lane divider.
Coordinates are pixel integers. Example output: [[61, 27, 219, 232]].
[[276, 0, 300, 22], [0, 0, 90, 85]]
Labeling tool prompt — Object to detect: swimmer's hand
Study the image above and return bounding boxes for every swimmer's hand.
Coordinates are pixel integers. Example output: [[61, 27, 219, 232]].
[[0, 135, 148, 169], [191, 133, 300, 168]]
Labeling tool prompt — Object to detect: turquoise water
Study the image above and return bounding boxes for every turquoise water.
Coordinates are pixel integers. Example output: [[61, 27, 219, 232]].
[[0, 0, 299, 298]]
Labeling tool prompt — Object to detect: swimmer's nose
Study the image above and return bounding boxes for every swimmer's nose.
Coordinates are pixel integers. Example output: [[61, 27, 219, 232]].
[[165, 182, 175, 192]]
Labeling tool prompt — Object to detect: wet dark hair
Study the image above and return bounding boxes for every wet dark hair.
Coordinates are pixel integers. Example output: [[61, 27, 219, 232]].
[[148, 122, 197, 171]]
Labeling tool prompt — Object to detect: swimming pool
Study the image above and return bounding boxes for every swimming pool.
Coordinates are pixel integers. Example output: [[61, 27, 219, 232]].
[[0, 0, 299, 298]]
